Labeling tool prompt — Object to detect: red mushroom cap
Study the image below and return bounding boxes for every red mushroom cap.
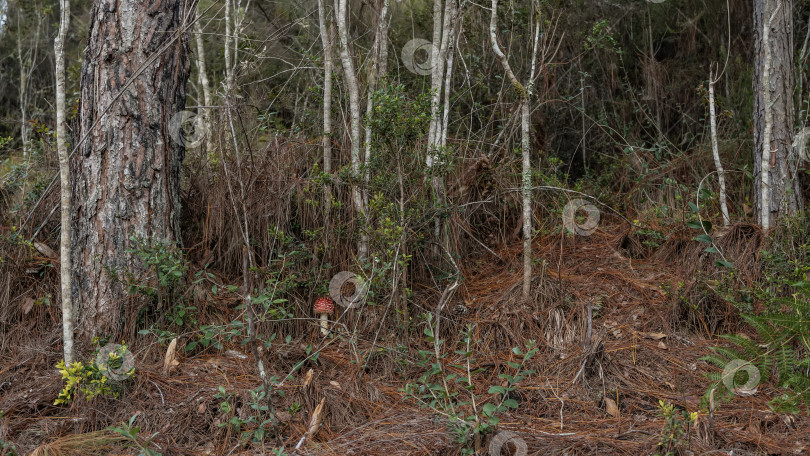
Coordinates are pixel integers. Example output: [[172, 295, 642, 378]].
[[314, 296, 334, 313]]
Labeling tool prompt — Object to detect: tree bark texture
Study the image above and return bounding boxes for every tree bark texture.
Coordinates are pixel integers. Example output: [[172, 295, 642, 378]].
[[72, 0, 192, 338], [753, 0, 802, 228]]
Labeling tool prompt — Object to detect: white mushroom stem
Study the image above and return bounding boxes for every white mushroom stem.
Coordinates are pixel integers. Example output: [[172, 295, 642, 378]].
[[319, 313, 329, 336]]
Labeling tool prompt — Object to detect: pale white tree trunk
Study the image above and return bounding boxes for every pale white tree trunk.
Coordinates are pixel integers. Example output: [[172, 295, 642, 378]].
[[194, 16, 213, 155], [55, 0, 73, 364], [378, 3, 389, 77], [224, 0, 233, 91], [232, 0, 251, 88], [760, 2, 775, 230], [520, 97, 532, 300], [17, 23, 27, 157], [708, 70, 730, 226], [490, 0, 543, 301], [440, 21, 457, 149], [522, 18, 540, 302], [334, 0, 367, 258], [317, 0, 334, 214], [426, 0, 444, 154], [426, 0, 458, 254], [16, 7, 41, 158], [426, 0, 457, 149]]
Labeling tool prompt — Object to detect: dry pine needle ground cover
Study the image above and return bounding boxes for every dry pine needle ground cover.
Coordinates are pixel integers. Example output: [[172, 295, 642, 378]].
[[1, 223, 808, 455]]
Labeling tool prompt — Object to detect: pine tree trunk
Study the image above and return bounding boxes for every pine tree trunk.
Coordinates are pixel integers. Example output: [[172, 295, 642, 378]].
[[72, 0, 192, 338], [753, 0, 802, 228]]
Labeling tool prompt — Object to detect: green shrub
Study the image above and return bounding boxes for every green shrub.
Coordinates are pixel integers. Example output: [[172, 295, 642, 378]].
[[703, 217, 810, 414], [54, 342, 134, 405]]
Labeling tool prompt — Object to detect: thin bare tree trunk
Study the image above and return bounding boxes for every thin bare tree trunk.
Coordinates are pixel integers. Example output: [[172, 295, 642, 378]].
[[55, 0, 73, 364], [334, 0, 367, 259], [440, 19, 457, 150], [523, 12, 542, 301], [490, 0, 525, 297], [232, 0, 251, 90], [759, 0, 774, 229], [708, 70, 730, 226], [194, 16, 213, 155], [427, 0, 457, 255], [16, 15, 27, 157], [520, 96, 532, 300], [317, 0, 334, 214], [491, 0, 544, 301], [16, 7, 41, 158], [224, 0, 233, 91]]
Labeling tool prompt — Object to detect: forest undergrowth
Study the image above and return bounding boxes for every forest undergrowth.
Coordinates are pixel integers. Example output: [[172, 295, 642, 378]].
[[2, 207, 810, 455]]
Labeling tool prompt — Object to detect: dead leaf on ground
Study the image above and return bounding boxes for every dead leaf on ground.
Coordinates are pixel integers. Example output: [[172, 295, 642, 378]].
[[637, 331, 666, 340], [21, 297, 35, 314], [605, 397, 620, 418]]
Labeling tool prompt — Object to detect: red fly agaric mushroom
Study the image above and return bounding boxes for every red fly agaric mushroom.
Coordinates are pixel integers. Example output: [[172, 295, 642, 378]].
[[314, 296, 334, 336]]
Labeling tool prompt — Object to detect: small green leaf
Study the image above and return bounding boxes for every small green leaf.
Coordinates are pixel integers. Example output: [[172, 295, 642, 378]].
[[715, 259, 734, 268], [488, 385, 506, 395], [694, 234, 713, 244], [482, 403, 497, 416]]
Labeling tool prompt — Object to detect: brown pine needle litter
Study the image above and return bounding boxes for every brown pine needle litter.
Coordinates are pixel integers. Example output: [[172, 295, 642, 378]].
[[29, 431, 130, 456], [1, 223, 809, 455]]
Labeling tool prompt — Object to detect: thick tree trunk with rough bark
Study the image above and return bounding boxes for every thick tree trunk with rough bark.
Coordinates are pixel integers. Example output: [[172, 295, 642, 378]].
[[72, 0, 191, 338], [753, 0, 802, 228]]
